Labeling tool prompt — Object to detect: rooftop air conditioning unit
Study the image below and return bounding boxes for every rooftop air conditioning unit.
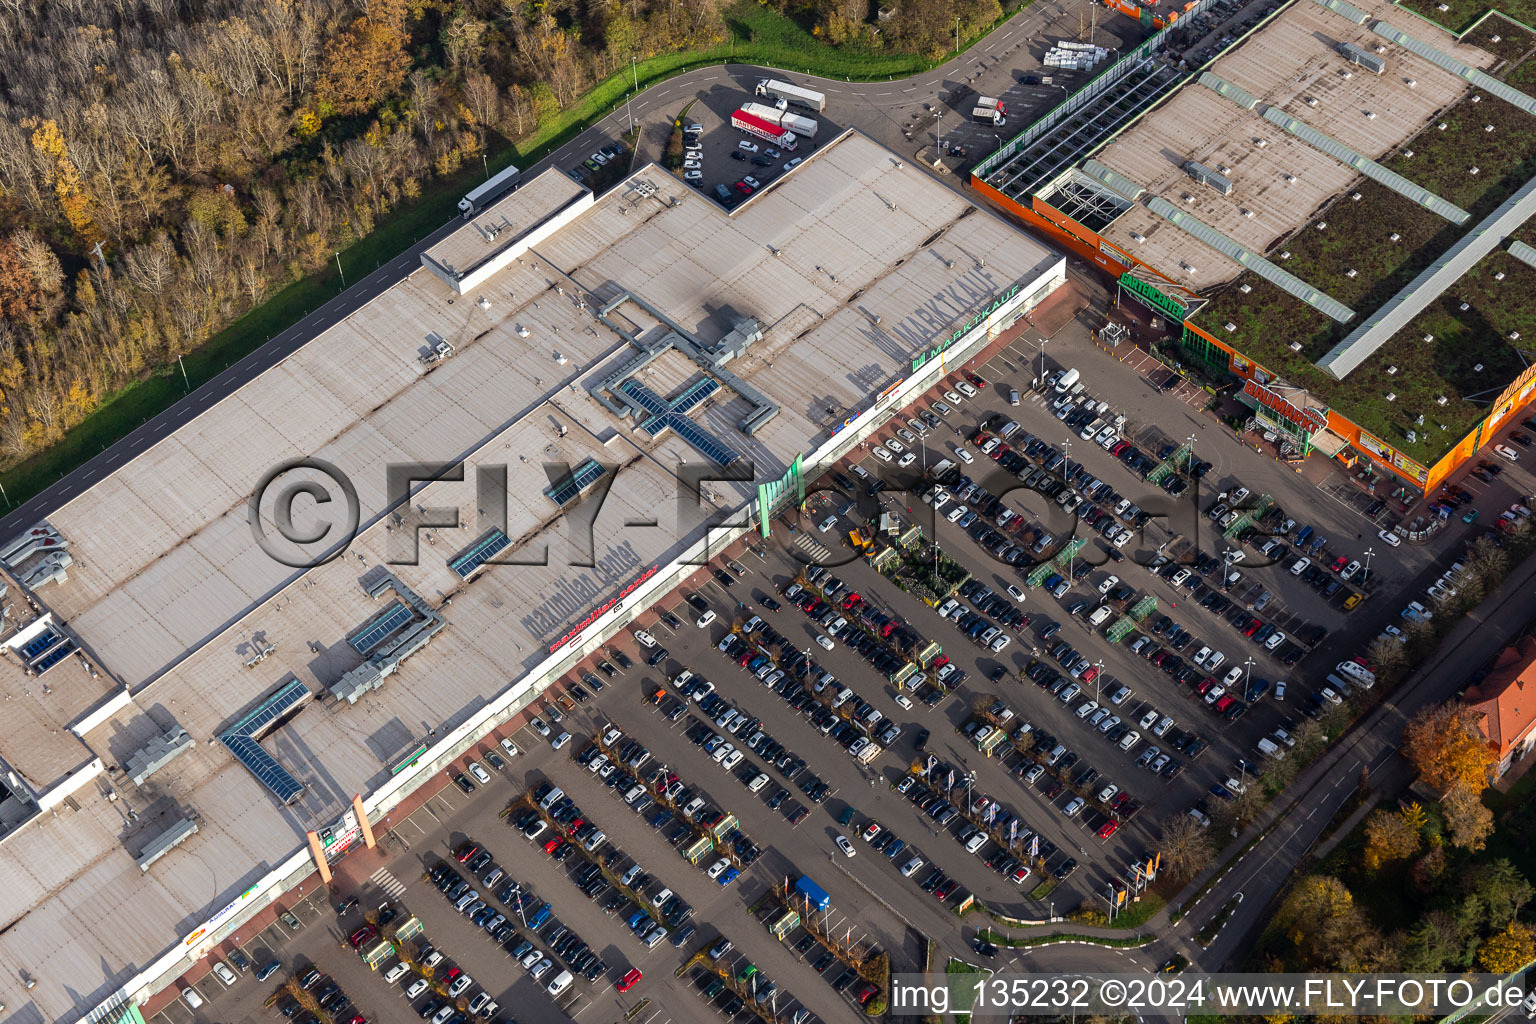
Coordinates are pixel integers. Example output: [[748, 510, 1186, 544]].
[[1305, 96, 1319, 106], [1386, 365, 1399, 375], [1495, 272, 1506, 281], [1352, 193, 1362, 200], [1389, 232, 1401, 242], [1364, 111, 1376, 119], [1491, 33, 1502, 41], [1385, 392, 1396, 402], [1316, 221, 1327, 230], [1254, 138, 1268, 148], [1283, 173, 1296, 184], [1241, 208, 1255, 218], [1460, 302, 1470, 311], [1423, 333, 1435, 343], [1225, 322, 1237, 332], [476, 296, 492, 310], [1181, 193, 1196, 203], [1474, 363, 1484, 372], [515, 325, 530, 337], [1470, 167, 1481, 175], [1403, 149, 1414, 158], [1438, 122, 1448, 130], [1346, 269, 1357, 278], [1486, 125, 1496, 132], [1512, 331, 1522, 341], [1473, 95, 1482, 103], [1218, 165, 1231, 175], [1289, 341, 1304, 352], [1180, 261, 1198, 273], [1373, 43, 1386, 52], [1239, 283, 1252, 293], [1436, 395, 1449, 405], [1129, 231, 1146, 243], [1406, 78, 1417, 87], [553, 350, 567, 364], [1280, 250, 1291, 259], [1341, 70, 1353, 79]]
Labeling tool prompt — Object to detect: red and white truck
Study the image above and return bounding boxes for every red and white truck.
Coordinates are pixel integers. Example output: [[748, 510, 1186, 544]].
[[739, 101, 819, 140], [730, 109, 798, 150]]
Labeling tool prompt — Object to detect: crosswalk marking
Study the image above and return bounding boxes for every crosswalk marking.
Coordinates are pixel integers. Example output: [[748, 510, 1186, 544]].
[[369, 867, 407, 900], [791, 534, 832, 561]]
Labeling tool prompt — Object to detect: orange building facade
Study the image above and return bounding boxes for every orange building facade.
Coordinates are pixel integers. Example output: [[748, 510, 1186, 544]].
[[974, 179, 1536, 496]]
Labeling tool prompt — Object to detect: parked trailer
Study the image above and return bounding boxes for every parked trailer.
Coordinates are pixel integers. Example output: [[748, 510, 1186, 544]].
[[972, 105, 1006, 126], [458, 164, 521, 217], [730, 109, 798, 150], [754, 78, 827, 113], [974, 96, 1007, 116], [738, 101, 818, 140]]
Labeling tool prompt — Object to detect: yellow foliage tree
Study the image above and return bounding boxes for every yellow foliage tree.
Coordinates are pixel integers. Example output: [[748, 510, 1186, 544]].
[[27, 119, 99, 242], [1478, 921, 1535, 974], [1362, 808, 1421, 871], [1402, 703, 1495, 793], [316, 16, 412, 115]]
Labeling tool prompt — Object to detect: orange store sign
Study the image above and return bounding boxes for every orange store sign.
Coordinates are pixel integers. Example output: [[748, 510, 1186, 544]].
[[1243, 379, 1327, 434]]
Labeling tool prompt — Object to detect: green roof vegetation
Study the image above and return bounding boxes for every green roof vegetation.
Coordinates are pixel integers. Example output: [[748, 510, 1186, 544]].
[[1194, 69, 1536, 465]]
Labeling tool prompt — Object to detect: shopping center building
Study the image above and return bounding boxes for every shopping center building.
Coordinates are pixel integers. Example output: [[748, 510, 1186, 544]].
[[972, 0, 1536, 495], [0, 130, 1065, 1024]]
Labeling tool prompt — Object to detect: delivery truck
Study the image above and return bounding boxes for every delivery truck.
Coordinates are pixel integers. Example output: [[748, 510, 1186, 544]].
[[739, 101, 819, 140], [754, 78, 827, 113], [730, 109, 798, 150]]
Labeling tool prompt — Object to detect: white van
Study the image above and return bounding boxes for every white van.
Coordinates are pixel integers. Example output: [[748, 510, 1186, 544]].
[[1088, 605, 1114, 628], [546, 970, 574, 997], [1256, 737, 1285, 759], [1051, 367, 1080, 393], [182, 987, 205, 1011], [539, 786, 564, 810]]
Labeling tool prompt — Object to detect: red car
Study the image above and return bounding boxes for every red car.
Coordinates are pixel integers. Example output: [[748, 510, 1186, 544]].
[[1195, 677, 1216, 697], [346, 1016, 367, 1024], [348, 924, 376, 948], [1331, 555, 1349, 573], [965, 372, 988, 389], [543, 837, 563, 854], [1242, 618, 1262, 637], [842, 592, 861, 610], [1081, 665, 1100, 684], [735, 181, 752, 195], [1097, 820, 1119, 840], [616, 968, 643, 992], [1214, 694, 1236, 713]]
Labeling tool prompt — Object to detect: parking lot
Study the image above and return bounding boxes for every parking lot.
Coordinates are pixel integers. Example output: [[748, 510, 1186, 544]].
[[161, 290, 1514, 1024]]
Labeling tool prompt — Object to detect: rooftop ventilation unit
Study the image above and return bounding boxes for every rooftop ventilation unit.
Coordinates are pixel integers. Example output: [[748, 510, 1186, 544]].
[[1179, 161, 1228, 196], [1385, 392, 1396, 402], [1239, 283, 1252, 293], [1129, 232, 1146, 243], [137, 817, 200, 872], [1386, 365, 1398, 375], [1225, 322, 1237, 332], [125, 726, 195, 787], [1436, 394, 1449, 405], [1406, 78, 1417, 87], [1290, 341, 1304, 352], [1337, 42, 1386, 73]]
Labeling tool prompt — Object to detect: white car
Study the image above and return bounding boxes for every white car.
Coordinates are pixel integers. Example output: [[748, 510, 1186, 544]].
[[955, 380, 980, 398], [885, 438, 907, 455], [953, 445, 974, 464], [743, 175, 761, 189], [1264, 630, 1287, 650], [943, 389, 964, 405], [738, 140, 758, 152], [835, 835, 856, 857], [894, 693, 914, 710], [448, 974, 474, 998], [1339, 560, 1360, 581], [1494, 443, 1520, 461], [406, 979, 430, 999], [946, 504, 968, 524], [871, 446, 893, 462], [1378, 529, 1401, 547], [500, 738, 520, 758], [1118, 730, 1142, 751], [1222, 666, 1243, 687], [468, 762, 492, 785], [898, 452, 916, 467], [1097, 575, 1119, 595], [707, 857, 731, 878], [683, 160, 701, 170], [1193, 646, 1213, 668], [697, 610, 716, 628], [520, 949, 544, 970], [897, 428, 918, 444], [530, 718, 551, 737], [212, 963, 238, 987], [1007, 585, 1026, 602], [901, 856, 924, 877], [784, 157, 803, 171], [1290, 557, 1311, 576], [684, 169, 703, 181], [1153, 716, 1174, 736], [815, 634, 835, 651], [1138, 709, 1158, 730]]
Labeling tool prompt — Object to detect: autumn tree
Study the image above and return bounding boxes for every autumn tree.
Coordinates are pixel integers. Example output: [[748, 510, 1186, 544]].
[[316, 5, 412, 115], [1442, 783, 1495, 852], [1157, 813, 1213, 883], [1362, 805, 1422, 871], [1276, 876, 1389, 970], [1402, 703, 1495, 793], [1478, 921, 1535, 974], [0, 240, 43, 322]]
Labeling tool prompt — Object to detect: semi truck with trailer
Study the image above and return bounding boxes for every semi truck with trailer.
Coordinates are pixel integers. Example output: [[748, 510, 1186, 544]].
[[754, 78, 827, 113], [738, 101, 819, 140], [730, 109, 798, 150], [971, 96, 1006, 125], [458, 163, 521, 217]]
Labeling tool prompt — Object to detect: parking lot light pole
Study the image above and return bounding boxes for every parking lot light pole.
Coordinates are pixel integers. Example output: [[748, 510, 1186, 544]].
[[1094, 660, 1104, 702], [1243, 656, 1254, 698], [1362, 546, 1375, 587], [1039, 336, 1049, 384]]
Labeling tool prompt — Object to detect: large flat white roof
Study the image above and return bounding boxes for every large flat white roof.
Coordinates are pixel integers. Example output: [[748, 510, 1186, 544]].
[[0, 130, 1063, 1020]]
